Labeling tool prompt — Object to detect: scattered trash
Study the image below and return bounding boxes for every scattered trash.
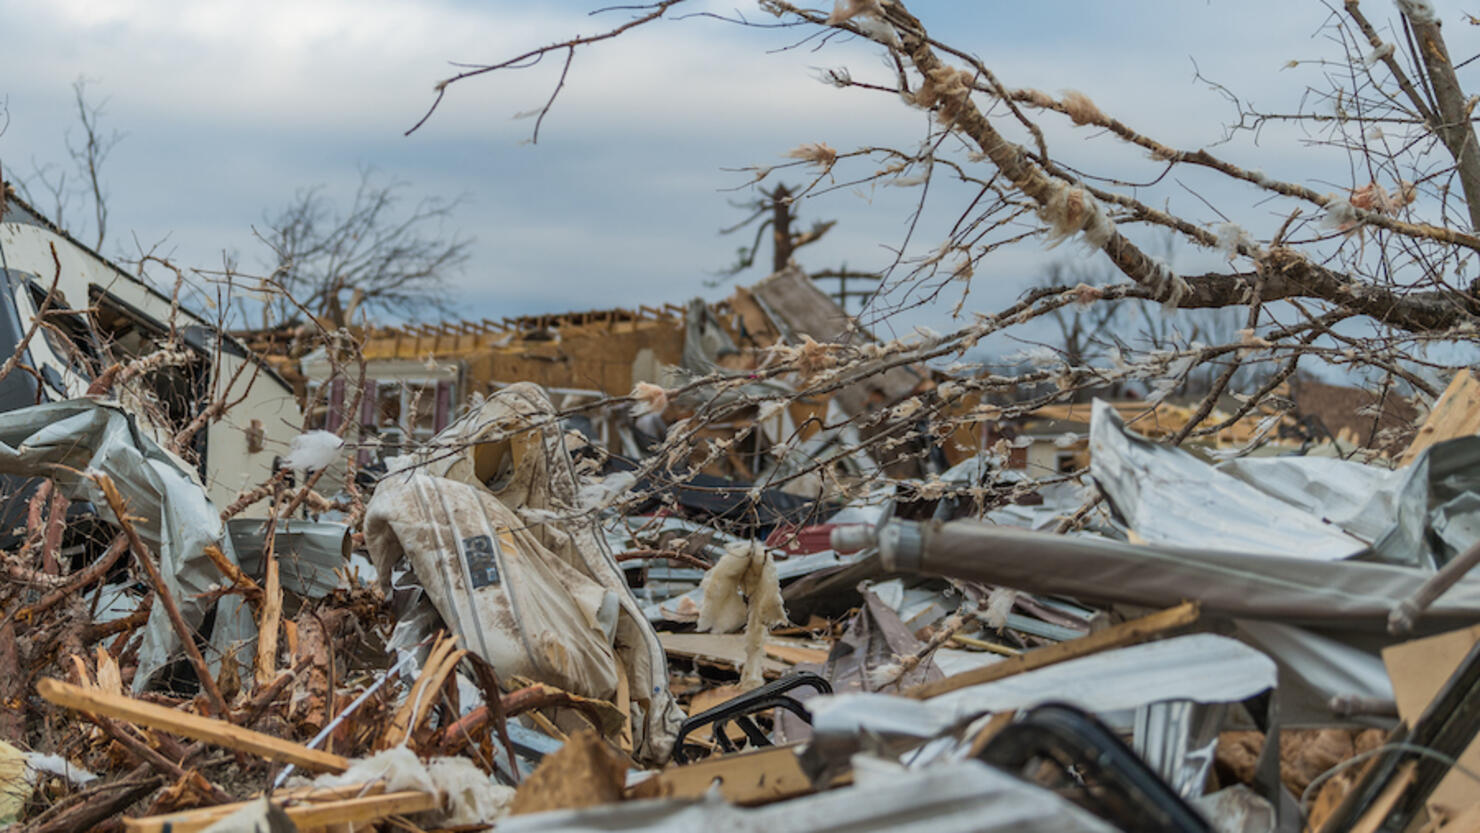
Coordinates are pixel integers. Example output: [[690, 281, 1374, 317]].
[[2, 191, 1477, 832]]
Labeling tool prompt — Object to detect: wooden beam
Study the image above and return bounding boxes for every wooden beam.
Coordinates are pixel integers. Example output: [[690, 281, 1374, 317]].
[[203, 544, 261, 602], [1345, 761, 1417, 833], [905, 601, 1200, 700], [38, 678, 350, 773], [254, 554, 281, 689], [382, 635, 463, 749], [122, 789, 435, 833], [285, 791, 441, 830], [1401, 370, 1480, 465], [629, 742, 849, 806]]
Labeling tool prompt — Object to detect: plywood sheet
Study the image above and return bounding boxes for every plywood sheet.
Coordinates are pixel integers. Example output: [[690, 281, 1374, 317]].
[[1402, 370, 1480, 465], [1382, 625, 1480, 816]]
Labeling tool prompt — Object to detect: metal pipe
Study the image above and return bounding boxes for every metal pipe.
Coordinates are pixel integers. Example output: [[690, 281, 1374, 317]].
[[869, 518, 1480, 631]]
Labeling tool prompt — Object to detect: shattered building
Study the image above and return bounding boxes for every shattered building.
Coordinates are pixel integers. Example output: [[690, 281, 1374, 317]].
[[0, 191, 303, 512], [3, 184, 1480, 833], [257, 267, 936, 494]]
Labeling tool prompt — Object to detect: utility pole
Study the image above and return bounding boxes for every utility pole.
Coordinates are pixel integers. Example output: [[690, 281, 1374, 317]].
[[812, 267, 882, 313]]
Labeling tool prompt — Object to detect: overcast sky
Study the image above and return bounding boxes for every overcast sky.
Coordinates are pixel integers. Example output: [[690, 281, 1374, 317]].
[[0, 0, 1431, 350]]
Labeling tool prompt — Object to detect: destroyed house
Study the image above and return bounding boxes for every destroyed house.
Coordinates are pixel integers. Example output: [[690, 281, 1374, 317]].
[[284, 267, 933, 487], [7, 219, 1480, 831], [0, 188, 303, 516], [297, 303, 687, 465]]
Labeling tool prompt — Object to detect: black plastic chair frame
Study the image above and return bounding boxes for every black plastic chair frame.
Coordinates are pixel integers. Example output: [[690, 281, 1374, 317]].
[[978, 702, 1213, 833], [672, 671, 832, 764]]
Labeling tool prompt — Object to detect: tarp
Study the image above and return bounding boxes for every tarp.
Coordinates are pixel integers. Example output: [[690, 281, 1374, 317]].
[[0, 399, 254, 690], [366, 383, 683, 764], [367, 471, 625, 698]]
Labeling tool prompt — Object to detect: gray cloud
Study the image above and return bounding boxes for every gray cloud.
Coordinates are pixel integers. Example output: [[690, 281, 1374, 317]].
[[0, 0, 1420, 340]]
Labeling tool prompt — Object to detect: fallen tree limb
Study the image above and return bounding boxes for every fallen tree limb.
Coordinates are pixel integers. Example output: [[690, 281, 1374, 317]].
[[14, 534, 129, 622], [88, 714, 232, 805]]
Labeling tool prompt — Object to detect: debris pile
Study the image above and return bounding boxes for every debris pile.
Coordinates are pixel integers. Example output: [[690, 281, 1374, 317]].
[[4, 189, 1480, 832]]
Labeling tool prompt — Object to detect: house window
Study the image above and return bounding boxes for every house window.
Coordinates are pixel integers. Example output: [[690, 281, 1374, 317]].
[[354, 378, 457, 463], [376, 383, 403, 430], [304, 383, 330, 431]]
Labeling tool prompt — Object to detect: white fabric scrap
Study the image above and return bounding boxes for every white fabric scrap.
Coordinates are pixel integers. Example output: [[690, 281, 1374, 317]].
[[25, 752, 97, 785], [981, 587, 1017, 631]]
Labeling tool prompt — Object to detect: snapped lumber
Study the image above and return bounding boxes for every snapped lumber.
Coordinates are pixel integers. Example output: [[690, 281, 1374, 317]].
[[630, 742, 850, 805], [905, 601, 1200, 700], [120, 785, 382, 832], [37, 678, 350, 773], [122, 789, 434, 833]]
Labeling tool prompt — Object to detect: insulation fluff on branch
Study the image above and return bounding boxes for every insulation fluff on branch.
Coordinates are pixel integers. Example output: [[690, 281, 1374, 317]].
[[1039, 179, 1115, 250]]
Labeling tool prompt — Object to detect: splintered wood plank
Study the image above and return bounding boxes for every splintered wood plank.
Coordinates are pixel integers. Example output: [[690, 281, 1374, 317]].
[[658, 632, 787, 677], [38, 678, 349, 773], [509, 730, 627, 816], [1348, 761, 1418, 833], [629, 742, 851, 806], [122, 790, 435, 833], [687, 684, 749, 744], [1382, 625, 1480, 818], [613, 660, 634, 754], [763, 642, 829, 666], [905, 602, 1200, 700], [274, 791, 440, 831], [119, 785, 385, 833], [255, 554, 281, 689], [688, 684, 746, 715]]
